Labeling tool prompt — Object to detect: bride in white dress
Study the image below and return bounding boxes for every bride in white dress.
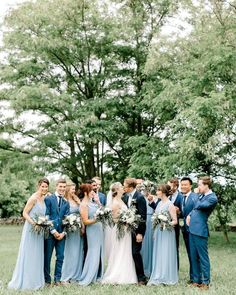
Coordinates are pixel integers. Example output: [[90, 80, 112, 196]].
[[102, 182, 137, 284]]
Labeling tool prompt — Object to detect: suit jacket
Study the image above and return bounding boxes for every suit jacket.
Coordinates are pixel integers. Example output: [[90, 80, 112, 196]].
[[98, 192, 106, 206], [173, 192, 183, 212], [189, 192, 218, 238], [180, 192, 198, 232], [149, 192, 182, 211], [148, 199, 161, 210], [45, 194, 70, 235], [122, 190, 147, 236]]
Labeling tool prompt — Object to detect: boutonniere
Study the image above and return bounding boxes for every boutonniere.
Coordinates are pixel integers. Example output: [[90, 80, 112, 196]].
[[131, 199, 137, 205], [179, 219, 184, 227]]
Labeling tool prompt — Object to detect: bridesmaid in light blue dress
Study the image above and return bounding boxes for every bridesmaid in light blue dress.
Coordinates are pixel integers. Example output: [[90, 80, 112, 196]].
[[61, 184, 84, 282], [8, 178, 50, 290], [78, 184, 104, 286], [141, 199, 154, 278], [148, 184, 178, 285]]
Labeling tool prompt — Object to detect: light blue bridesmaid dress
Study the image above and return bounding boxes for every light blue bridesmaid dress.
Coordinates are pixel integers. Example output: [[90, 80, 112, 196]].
[[141, 200, 154, 277], [61, 204, 84, 282], [79, 201, 104, 286], [8, 200, 45, 290], [148, 200, 178, 285]]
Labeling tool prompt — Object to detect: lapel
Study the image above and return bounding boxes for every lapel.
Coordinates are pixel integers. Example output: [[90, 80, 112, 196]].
[[122, 194, 128, 206], [182, 192, 192, 214], [130, 190, 138, 208], [198, 194, 206, 205], [53, 194, 60, 214]]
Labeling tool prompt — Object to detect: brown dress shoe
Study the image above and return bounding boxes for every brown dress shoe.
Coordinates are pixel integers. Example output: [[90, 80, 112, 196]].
[[198, 283, 209, 290], [60, 281, 70, 286], [54, 282, 62, 286], [190, 282, 200, 287]]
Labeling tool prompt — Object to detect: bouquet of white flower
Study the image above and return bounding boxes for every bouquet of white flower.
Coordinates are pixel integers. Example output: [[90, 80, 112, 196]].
[[152, 211, 174, 231], [116, 207, 142, 239], [32, 215, 53, 238], [62, 214, 82, 233], [94, 207, 114, 227]]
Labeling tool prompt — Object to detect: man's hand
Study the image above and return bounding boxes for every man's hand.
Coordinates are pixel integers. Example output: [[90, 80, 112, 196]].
[[80, 227, 85, 236], [175, 206, 180, 215], [136, 234, 143, 243], [93, 193, 101, 205], [53, 231, 60, 239], [56, 233, 66, 240], [186, 215, 191, 226], [147, 194, 154, 203]]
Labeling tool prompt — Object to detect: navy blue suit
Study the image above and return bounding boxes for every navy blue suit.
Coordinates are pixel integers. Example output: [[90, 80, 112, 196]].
[[44, 194, 70, 283], [189, 192, 218, 284], [171, 192, 183, 269], [180, 192, 198, 282], [122, 190, 147, 282]]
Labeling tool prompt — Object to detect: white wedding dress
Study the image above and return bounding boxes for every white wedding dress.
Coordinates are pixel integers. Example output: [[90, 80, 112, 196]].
[[102, 202, 137, 284]]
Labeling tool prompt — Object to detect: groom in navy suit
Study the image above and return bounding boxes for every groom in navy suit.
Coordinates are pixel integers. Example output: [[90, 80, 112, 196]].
[[122, 178, 147, 285], [44, 178, 70, 286], [179, 177, 198, 283], [187, 176, 218, 290]]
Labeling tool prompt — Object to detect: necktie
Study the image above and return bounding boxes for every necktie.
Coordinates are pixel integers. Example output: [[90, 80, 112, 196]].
[[200, 194, 205, 200], [183, 195, 187, 209], [58, 196, 62, 209]]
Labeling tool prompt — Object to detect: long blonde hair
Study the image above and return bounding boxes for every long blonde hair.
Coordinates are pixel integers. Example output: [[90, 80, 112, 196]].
[[65, 183, 80, 205]]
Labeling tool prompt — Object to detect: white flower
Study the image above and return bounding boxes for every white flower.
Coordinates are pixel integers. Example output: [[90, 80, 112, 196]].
[[38, 216, 46, 224], [158, 214, 168, 222], [126, 217, 135, 224]]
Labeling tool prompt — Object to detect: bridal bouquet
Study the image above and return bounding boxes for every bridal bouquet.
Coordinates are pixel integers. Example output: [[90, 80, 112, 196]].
[[116, 207, 142, 239], [152, 211, 174, 231], [94, 207, 114, 227], [31, 215, 53, 238], [62, 214, 82, 233]]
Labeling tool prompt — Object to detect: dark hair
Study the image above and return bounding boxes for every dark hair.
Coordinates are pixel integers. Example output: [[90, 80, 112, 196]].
[[157, 184, 172, 197], [79, 183, 93, 199], [169, 177, 179, 187], [199, 176, 212, 189], [38, 178, 49, 186], [124, 178, 137, 188], [85, 179, 96, 184], [180, 177, 193, 185], [56, 178, 67, 185]]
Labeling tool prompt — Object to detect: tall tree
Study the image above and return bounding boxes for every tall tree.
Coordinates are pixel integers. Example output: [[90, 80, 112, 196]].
[[0, 0, 176, 184]]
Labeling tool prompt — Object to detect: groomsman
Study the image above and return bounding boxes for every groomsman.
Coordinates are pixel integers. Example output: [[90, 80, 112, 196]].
[[122, 178, 147, 285], [167, 177, 183, 270], [92, 176, 107, 206], [187, 176, 218, 290], [44, 179, 70, 286], [180, 177, 198, 284]]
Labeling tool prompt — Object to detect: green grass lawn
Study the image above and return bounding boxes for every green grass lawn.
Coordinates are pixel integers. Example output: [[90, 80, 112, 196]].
[[0, 226, 235, 295]]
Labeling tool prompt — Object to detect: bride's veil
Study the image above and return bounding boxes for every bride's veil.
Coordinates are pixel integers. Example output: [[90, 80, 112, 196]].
[[106, 189, 113, 209], [104, 182, 122, 263]]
